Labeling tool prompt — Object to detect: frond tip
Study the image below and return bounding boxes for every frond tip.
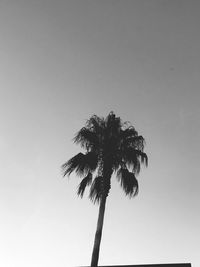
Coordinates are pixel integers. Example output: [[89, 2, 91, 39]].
[[89, 176, 103, 204], [62, 152, 98, 177], [74, 127, 99, 150], [77, 172, 93, 198], [117, 168, 139, 197]]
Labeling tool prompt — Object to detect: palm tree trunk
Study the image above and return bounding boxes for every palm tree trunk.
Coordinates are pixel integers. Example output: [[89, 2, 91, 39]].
[[90, 195, 107, 267]]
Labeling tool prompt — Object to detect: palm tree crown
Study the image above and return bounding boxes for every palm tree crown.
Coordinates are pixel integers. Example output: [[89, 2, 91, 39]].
[[62, 112, 148, 203]]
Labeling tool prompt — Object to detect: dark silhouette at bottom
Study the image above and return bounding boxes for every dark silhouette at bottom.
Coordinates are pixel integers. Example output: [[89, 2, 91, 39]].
[[81, 264, 191, 267]]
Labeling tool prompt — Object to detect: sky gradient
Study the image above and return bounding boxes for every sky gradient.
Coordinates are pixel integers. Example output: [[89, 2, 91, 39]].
[[0, 1, 200, 267]]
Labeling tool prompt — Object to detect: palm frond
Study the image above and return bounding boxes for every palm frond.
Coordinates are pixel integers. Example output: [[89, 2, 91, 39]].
[[62, 152, 98, 177], [135, 150, 148, 167], [77, 172, 93, 198], [117, 168, 139, 197], [122, 147, 148, 174], [74, 127, 99, 150], [122, 148, 141, 174], [86, 115, 105, 133], [62, 153, 83, 176], [121, 126, 138, 139], [120, 126, 145, 150], [89, 176, 103, 204], [105, 112, 122, 137], [124, 135, 145, 150]]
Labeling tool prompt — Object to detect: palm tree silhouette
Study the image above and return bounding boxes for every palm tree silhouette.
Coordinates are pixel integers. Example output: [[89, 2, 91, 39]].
[[62, 112, 148, 267]]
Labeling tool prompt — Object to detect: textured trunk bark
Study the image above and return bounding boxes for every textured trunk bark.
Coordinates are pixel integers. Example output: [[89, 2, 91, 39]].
[[90, 195, 107, 267]]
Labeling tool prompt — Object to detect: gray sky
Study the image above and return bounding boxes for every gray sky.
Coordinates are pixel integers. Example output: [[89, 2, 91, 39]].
[[0, 1, 200, 266]]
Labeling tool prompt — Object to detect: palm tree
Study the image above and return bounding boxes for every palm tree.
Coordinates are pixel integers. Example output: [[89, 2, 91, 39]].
[[62, 112, 148, 267]]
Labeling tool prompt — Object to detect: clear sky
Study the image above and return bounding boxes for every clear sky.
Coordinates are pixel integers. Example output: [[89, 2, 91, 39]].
[[0, 1, 199, 267]]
